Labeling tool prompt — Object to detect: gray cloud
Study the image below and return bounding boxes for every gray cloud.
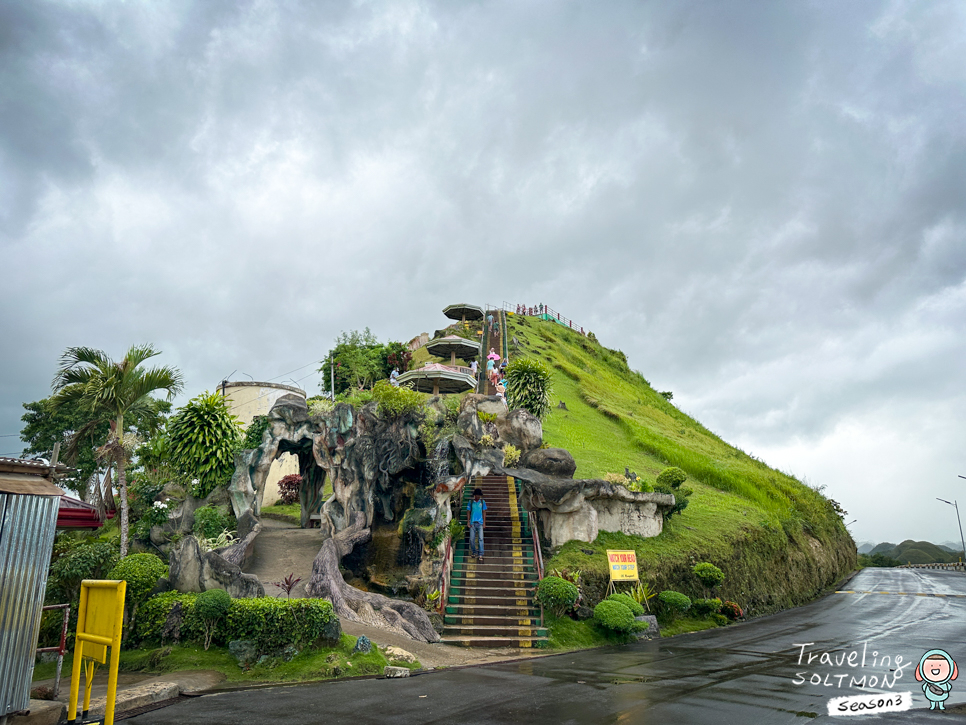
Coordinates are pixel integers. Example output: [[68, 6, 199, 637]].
[[2, 0, 964, 541]]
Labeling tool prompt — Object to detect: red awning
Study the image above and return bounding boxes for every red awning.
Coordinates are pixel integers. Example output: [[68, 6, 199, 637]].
[[56, 496, 108, 529]]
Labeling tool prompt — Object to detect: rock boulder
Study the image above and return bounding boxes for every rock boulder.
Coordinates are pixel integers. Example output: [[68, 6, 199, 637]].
[[495, 409, 543, 452], [521, 448, 577, 478]]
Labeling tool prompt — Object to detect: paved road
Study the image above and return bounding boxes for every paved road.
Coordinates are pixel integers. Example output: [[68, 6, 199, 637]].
[[128, 569, 966, 724]]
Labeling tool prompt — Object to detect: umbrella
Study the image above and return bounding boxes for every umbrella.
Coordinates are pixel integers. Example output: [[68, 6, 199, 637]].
[[487, 352, 500, 361]]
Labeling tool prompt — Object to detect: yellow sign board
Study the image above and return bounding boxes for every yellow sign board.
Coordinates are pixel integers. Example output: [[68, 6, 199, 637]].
[[68, 580, 126, 725], [607, 550, 639, 582]]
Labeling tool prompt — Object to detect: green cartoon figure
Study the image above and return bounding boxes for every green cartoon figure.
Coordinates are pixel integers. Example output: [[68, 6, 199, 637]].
[[916, 649, 958, 711]]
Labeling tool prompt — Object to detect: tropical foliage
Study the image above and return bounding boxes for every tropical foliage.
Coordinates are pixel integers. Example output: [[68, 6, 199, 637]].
[[168, 392, 242, 498], [51, 344, 183, 556], [319, 329, 412, 396], [505, 357, 554, 419]]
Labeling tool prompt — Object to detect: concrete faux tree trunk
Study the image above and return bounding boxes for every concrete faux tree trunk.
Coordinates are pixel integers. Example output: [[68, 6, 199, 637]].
[[115, 414, 130, 558]]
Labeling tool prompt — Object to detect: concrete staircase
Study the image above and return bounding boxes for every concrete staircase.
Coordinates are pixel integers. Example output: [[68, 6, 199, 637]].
[[441, 475, 548, 648]]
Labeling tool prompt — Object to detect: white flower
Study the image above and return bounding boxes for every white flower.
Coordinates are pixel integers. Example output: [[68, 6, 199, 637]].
[[153, 500, 168, 509]]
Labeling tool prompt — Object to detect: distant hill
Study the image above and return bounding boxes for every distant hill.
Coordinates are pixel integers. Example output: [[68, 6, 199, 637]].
[[856, 542, 875, 554], [871, 540, 963, 564]]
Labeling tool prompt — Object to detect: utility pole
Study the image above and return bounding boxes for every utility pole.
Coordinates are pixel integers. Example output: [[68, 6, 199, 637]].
[[937, 498, 966, 566]]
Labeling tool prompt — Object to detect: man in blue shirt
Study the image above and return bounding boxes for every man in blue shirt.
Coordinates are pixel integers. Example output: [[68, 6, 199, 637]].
[[468, 487, 487, 562]]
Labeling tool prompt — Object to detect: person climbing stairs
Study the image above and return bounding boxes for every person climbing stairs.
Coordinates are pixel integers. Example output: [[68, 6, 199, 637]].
[[441, 475, 548, 648]]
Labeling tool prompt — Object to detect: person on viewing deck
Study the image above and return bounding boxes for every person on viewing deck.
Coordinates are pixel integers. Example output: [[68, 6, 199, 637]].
[[468, 487, 487, 562]]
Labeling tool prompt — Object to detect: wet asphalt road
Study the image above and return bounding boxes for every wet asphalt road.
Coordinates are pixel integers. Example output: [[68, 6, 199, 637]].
[[128, 569, 966, 725]]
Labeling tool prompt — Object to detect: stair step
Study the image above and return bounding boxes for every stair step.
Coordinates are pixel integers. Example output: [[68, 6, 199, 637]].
[[448, 594, 535, 607], [444, 614, 541, 626], [440, 635, 549, 648], [444, 625, 548, 637]]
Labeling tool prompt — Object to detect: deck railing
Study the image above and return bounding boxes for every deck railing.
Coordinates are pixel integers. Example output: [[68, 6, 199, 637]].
[[36, 603, 70, 698], [436, 533, 454, 615], [500, 301, 587, 336]]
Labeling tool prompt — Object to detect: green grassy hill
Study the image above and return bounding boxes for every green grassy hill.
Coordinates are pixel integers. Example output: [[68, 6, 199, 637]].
[[879, 540, 962, 564], [505, 313, 856, 617]]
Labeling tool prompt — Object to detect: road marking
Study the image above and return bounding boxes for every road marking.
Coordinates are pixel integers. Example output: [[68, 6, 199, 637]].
[[835, 591, 966, 598]]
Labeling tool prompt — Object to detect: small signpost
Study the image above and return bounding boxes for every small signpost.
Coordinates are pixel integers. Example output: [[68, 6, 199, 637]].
[[67, 580, 126, 725], [606, 549, 638, 595]]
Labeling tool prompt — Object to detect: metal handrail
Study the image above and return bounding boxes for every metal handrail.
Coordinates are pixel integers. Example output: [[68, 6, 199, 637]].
[[36, 603, 70, 698], [528, 510, 545, 627], [502, 301, 587, 336]]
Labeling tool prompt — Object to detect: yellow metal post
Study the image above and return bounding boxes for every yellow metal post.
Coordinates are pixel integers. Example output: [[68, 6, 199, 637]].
[[66, 580, 126, 725]]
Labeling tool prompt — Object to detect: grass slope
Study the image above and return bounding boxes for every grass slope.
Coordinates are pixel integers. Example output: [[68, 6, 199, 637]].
[[506, 314, 855, 617]]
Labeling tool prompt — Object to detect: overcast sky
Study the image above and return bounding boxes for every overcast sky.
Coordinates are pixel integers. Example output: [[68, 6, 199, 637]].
[[2, 1, 964, 544]]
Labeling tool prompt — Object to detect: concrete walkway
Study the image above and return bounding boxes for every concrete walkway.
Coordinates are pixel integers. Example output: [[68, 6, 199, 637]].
[[243, 517, 322, 597]]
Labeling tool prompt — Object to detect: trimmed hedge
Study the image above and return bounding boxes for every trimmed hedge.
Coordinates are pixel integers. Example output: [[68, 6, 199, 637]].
[[108, 554, 168, 611], [693, 562, 725, 590], [606, 592, 644, 617], [136, 591, 340, 651], [690, 597, 723, 617], [536, 576, 579, 617], [593, 600, 636, 632], [657, 590, 691, 617]]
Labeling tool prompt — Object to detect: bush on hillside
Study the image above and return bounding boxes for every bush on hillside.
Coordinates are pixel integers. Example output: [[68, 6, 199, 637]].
[[503, 444, 521, 468], [606, 592, 644, 617], [371, 379, 424, 419], [690, 598, 723, 617], [710, 613, 729, 626], [656, 467, 688, 489], [593, 599, 635, 632], [654, 483, 691, 520], [720, 600, 743, 620], [505, 357, 554, 419], [693, 562, 725, 591], [656, 591, 691, 620], [536, 576, 580, 617]]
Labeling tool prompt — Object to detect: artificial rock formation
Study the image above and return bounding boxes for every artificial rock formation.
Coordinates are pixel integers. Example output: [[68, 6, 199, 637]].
[[168, 535, 265, 598], [521, 447, 576, 478], [515, 474, 675, 548], [228, 394, 439, 642]]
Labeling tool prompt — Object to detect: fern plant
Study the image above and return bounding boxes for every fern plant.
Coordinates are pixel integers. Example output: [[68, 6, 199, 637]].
[[168, 391, 242, 497], [505, 357, 554, 419]]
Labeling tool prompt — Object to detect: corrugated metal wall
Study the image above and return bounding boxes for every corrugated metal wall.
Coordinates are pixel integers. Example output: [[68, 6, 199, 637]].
[[0, 493, 59, 717]]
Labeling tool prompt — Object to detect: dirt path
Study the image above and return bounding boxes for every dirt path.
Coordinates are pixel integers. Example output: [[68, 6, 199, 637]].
[[243, 517, 322, 597]]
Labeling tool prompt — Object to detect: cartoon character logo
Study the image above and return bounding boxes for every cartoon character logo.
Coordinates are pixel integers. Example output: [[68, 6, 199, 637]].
[[915, 649, 958, 711]]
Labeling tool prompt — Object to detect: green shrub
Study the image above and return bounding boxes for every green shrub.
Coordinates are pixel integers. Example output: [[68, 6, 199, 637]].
[[710, 613, 729, 626], [47, 539, 120, 605], [168, 392, 243, 497], [536, 576, 579, 617], [593, 599, 635, 632], [693, 562, 725, 590], [195, 589, 232, 650], [505, 357, 554, 419], [242, 415, 271, 450], [654, 482, 691, 520], [193, 505, 233, 540], [657, 590, 691, 619], [225, 597, 339, 650], [656, 466, 688, 489], [136, 592, 339, 651], [108, 553, 168, 611], [691, 597, 723, 617], [503, 444, 521, 468], [607, 592, 644, 617], [477, 411, 498, 424], [372, 380, 424, 419], [478, 433, 495, 447]]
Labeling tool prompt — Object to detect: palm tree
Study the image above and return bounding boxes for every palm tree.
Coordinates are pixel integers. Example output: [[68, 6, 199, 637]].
[[52, 344, 184, 557]]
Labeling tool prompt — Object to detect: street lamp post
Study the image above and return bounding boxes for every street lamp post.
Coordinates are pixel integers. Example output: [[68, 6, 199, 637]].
[[936, 498, 966, 566]]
